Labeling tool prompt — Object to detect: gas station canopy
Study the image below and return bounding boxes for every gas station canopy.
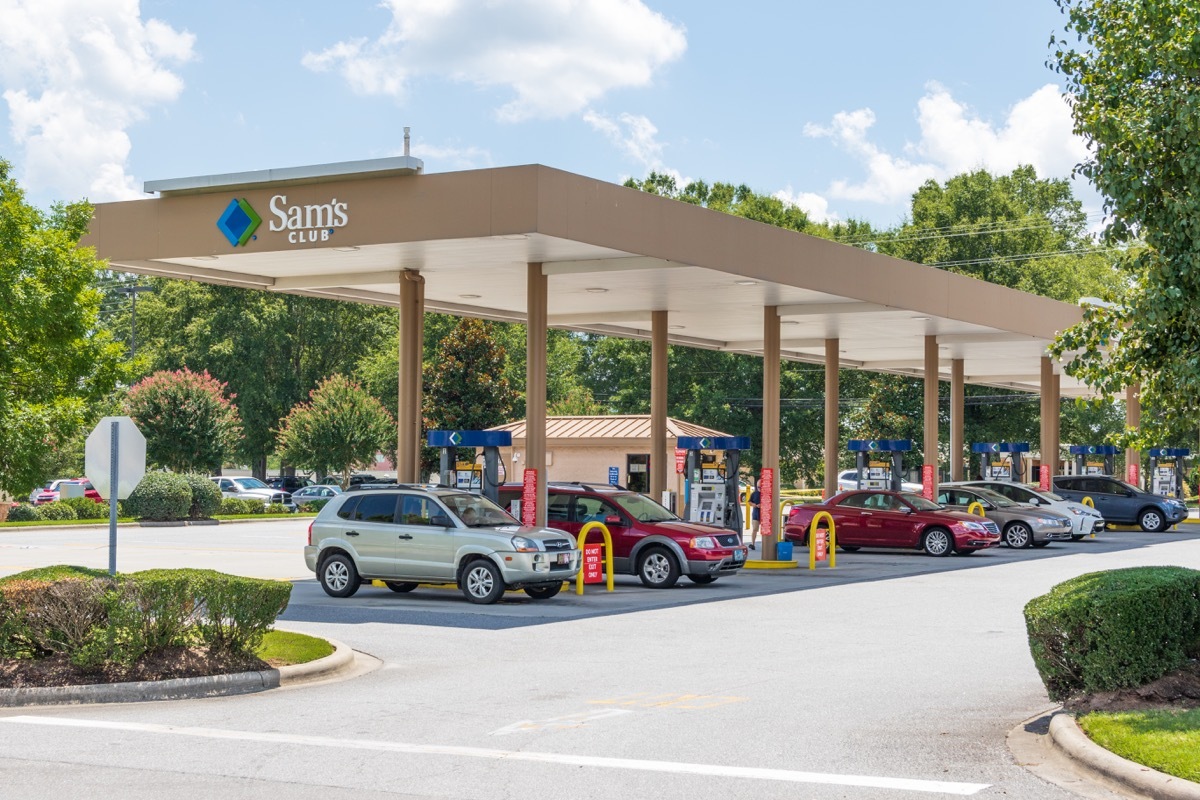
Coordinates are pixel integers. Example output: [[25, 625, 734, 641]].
[[83, 158, 1085, 395]]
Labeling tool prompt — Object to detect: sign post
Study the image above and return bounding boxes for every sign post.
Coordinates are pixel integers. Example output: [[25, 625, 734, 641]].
[[85, 416, 147, 575]]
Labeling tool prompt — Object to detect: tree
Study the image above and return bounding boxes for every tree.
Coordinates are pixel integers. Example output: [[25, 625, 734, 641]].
[[125, 368, 242, 473], [1049, 0, 1200, 446], [0, 158, 126, 495], [276, 375, 394, 488]]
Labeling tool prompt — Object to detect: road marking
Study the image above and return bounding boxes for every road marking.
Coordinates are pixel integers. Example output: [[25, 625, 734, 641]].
[[491, 708, 633, 735], [587, 692, 747, 709], [1, 716, 990, 795]]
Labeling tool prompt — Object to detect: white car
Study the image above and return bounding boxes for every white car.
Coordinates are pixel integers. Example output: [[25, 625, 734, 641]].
[[836, 469, 922, 493], [957, 480, 1104, 540], [211, 476, 295, 510]]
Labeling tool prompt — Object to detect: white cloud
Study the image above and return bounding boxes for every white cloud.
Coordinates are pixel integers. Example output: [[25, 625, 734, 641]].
[[0, 0, 194, 201], [407, 141, 494, 171], [584, 109, 688, 188], [303, 0, 686, 122], [773, 187, 837, 224], [805, 82, 1088, 205]]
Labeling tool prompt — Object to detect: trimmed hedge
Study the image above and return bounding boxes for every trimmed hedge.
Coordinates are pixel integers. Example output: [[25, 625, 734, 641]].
[[219, 498, 264, 515], [1024, 566, 1200, 701], [37, 502, 78, 521], [125, 472, 191, 521], [0, 566, 292, 669], [7, 504, 40, 522], [181, 473, 222, 519], [298, 498, 330, 513]]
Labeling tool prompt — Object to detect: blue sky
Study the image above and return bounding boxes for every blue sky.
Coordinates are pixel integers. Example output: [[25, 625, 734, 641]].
[[0, 0, 1095, 228]]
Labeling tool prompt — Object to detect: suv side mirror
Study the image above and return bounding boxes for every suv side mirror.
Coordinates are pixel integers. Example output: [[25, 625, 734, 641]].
[[430, 513, 452, 528]]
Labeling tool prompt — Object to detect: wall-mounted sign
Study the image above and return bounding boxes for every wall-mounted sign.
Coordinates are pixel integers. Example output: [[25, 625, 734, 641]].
[[217, 194, 351, 248]]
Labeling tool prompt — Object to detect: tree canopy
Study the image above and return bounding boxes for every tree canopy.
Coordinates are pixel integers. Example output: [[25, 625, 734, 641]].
[[125, 368, 242, 473]]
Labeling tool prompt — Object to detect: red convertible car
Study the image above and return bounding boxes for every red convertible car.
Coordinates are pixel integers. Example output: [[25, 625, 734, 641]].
[[784, 490, 1001, 556]]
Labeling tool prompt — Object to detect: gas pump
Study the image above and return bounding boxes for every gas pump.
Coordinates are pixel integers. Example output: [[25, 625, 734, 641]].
[[1071, 445, 1117, 476], [426, 430, 512, 504], [679, 435, 751, 533], [848, 440, 911, 490], [1148, 448, 1190, 499], [971, 442, 1029, 482]]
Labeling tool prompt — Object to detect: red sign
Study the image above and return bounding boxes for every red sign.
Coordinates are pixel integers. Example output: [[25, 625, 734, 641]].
[[760, 467, 774, 535], [674, 448, 686, 474], [583, 542, 605, 584], [1127, 462, 1140, 487], [922, 464, 935, 500], [1039, 465, 1050, 492], [521, 468, 538, 527], [815, 529, 827, 562]]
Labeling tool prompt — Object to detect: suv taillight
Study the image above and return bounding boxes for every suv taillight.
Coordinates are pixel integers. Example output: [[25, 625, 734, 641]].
[[307, 520, 314, 546]]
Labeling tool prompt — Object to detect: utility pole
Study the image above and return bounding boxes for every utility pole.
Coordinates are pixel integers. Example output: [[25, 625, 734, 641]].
[[114, 285, 153, 358]]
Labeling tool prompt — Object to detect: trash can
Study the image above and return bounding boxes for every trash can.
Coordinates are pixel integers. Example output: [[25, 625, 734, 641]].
[[776, 541, 794, 561]]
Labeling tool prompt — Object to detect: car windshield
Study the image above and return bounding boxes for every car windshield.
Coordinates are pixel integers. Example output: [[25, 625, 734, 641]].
[[900, 493, 941, 511], [614, 493, 678, 522], [972, 487, 1017, 507], [441, 494, 517, 527], [237, 478, 269, 490]]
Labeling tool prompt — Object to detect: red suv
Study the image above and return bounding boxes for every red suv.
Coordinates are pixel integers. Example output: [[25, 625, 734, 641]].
[[499, 482, 749, 588]]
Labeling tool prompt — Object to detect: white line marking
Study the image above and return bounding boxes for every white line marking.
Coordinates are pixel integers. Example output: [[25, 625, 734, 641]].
[[0, 716, 990, 796], [490, 708, 633, 735]]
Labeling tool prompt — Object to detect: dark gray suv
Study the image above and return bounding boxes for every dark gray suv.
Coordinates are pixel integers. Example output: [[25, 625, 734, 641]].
[[1051, 475, 1187, 532]]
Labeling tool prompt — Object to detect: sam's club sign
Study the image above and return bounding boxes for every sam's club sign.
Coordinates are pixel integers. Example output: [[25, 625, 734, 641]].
[[217, 194, 349, 247]]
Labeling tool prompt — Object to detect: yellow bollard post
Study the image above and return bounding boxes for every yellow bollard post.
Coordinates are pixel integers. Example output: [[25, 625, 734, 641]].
[[575, 522, 615, 595], [808, 510, 836, 570], [967, 501, 986, 517]]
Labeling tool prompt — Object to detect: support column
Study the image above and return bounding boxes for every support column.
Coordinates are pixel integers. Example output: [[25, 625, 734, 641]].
[[1126, 384, 1141, 486], [763, 306, 781, 560], [1040, 356, 1053, 477], [397, 270, 424, 483], [824, 339, 839, 500], [923, 335, 939, 495], [526, 263, 548, 527], [1051, 371, 1062, 477], [950, 358, 965, 481], [650, 310, 668, 502]]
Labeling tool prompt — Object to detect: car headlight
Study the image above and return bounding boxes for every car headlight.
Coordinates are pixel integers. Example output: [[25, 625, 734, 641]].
[[1069, 507, 1084, 516], [1037, 518, 1059, 526], [510, 536, 540, 552], [961, 521, 988, 533], [690, 536, 718, 549]]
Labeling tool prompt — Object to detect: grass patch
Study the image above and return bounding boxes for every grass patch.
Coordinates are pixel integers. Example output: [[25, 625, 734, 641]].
[[0, 518, 137, 528], [255, 629, 333, 667], [213, 513, 315, 521], [1079, 708, 1200, 783]]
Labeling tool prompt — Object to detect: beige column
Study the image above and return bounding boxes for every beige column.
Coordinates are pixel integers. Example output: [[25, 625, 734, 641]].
[[1040, 356, 1053, 477], [923, 335, 939, 495], [650, 310, 668, 502], [763, 306, 781, 560], [1126, 384, 1141, 485], [397, 270, 424, 483], [1051, 371, 1061, 476], [950, 358, 965, 481], [526, 263, 548, 527], [824, 339, 840, 499]]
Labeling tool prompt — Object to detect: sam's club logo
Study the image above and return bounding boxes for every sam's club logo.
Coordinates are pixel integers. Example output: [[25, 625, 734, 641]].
[[217, 198, 261, 247]]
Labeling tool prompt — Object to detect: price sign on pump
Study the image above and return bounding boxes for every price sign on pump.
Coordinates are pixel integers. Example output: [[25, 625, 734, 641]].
[[521, 468, 538, 527], [760, 467, 775, 536]]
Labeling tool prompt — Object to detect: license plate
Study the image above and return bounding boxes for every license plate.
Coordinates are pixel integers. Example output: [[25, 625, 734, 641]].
[[557, 553, 571, 565], [733, 549, 745, 562]]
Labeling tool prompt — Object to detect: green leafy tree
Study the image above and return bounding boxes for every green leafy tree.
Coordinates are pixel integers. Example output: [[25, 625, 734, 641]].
[[0, 159, 126, 495], [277, 375, 394, 488], [1049, 0, 1200, 446], [623, 173, 812, 233], [125, 368, 243, 472]]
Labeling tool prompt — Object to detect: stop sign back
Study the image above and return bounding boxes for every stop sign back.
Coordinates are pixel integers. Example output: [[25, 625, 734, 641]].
[[85, 416, 147, 500]]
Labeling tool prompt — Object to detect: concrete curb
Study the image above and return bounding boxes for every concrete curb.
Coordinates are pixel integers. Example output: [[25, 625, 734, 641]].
[[0, 635, 354, 707], [1048, 711, 1200, 800]]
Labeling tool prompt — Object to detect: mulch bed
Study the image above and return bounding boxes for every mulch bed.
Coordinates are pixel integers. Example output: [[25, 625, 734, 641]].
[[0, 647, 270, 689], [1065, 660, 1200, 713]]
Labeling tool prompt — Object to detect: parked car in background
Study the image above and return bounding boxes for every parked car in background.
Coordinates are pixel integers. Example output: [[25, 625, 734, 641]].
[[498, 481, 748, 588], [267, 475, 313, 492], [73, 478, 103, 503], [955, 480, 1104, 540], [836, 469, 923, 493], [210, 476, 294, 510], [936, 483, 1074, 549], [28, 479, 86, 505], [305, 486, 580, 603], [1051, 475, 1187, 532], [785, 490, 1001, 556], [292, 485, 343, 504]]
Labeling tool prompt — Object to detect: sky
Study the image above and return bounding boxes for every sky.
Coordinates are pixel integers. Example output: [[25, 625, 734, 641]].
[[0, 0, 1097, 229]]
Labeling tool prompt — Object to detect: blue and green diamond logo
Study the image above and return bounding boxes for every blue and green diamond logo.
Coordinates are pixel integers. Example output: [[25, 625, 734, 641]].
[[216, 198, 261, 247]]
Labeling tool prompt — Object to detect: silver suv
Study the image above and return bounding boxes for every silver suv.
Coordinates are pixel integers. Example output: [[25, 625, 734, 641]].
[[305, 487, 581, 604]]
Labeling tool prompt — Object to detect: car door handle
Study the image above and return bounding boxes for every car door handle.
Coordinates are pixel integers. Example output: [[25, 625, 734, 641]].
[[345, 531, 360, 537], [397, 534, 413, 540]]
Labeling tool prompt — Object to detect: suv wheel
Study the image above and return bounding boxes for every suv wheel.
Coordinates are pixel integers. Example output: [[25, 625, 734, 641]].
[[1003, 522, 1033, 549], [1138, 508, 1166, 533], [319, 553, 361, 598], [524, 582, 562, 600], [637, 547, 680, 588], [461, 559, 505, 604]]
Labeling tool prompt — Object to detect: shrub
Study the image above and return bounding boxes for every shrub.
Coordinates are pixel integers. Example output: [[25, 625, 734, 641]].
[[218, 498, 263, 515], [38, 502, 78, 521], [61, 497, 108, 520], [0, 577, 114, 665], [264, 503, 291, 515], [6, 504, 41, 522], [125, 472, 191, 521], [298, 498, 329, 513], [188, 570, 292, 654], [181, 473, 222, 519], [1024, 566, 1200, 701]]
